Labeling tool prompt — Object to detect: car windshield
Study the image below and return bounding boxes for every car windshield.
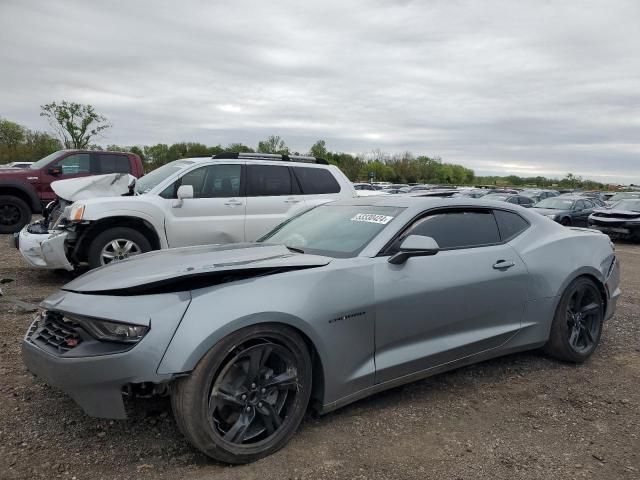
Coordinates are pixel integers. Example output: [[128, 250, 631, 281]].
[[609, 193, 640, 202], [29, 151, 66, 169], [611, 199, 640, 212], [260, 205, 405, 258], [483, 193, 509, 201], [135, 160, 192, 194], [534, 198, 575, 210]]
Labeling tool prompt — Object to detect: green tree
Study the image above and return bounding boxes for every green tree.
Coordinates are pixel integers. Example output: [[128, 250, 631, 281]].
[[226, 143, 254, 153], [0, 118, 26, 148], [308, 139, 327, 158], [40, 101, 111, 149], [257, 135, 289, 154]]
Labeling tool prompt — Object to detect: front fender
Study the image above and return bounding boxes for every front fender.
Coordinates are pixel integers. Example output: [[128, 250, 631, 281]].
[[158, 262, 376, 406], [81, 202, 168, 249]]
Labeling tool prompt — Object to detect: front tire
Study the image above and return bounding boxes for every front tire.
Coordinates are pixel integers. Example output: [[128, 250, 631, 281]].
[[544, 277, 604, 363], [171, 324, 312, 464], [560, 217, 571, 226], [87, 227, 151, 269], [0, 195, 31, 234]]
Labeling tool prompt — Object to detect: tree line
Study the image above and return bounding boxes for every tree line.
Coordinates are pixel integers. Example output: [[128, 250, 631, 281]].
[[0, 101, 610, 190]]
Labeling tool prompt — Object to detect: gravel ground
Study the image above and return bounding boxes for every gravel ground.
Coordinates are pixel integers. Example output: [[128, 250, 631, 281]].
[[0, 235, 638, 480]]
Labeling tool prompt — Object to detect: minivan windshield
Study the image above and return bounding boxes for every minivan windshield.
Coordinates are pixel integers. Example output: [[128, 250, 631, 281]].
[[260, 205, 405, 258], [135, 160, 193, 194]]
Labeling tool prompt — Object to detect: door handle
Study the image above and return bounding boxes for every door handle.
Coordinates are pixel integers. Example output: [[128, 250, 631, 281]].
[[224, 199, 243, 207], [493, 260, 516, 270], [284, 197, 301, 204]]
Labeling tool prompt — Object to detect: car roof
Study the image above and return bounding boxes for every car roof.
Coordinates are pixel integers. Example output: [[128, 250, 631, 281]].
[[329, 195, 527, 213]]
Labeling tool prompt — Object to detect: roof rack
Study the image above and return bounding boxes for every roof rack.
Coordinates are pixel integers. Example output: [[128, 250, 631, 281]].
[[212, 152, 329, 165]]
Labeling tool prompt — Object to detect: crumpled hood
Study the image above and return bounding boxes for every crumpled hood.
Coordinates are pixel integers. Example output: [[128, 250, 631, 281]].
[[531, 208, 570, 216], [594, 208, 640, 217], [63, 243, 332, 294], [51, 173, 135, 202]]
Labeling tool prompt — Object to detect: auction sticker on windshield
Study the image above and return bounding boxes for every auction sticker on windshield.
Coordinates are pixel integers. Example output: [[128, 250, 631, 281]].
[[351, 213, 394, 224]]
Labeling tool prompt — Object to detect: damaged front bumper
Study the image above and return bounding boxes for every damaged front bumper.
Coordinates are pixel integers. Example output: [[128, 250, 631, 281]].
[[17, 224, 74, 271]]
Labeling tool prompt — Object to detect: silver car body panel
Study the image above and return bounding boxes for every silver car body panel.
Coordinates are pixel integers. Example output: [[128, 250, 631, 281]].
[[22, 197, 621, 419]]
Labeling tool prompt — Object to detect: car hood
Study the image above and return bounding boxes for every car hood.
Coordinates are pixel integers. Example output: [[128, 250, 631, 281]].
[[0, 168, 30, 178], [62, 243, 332, 295], [51, 173, 136, 202], [592, 208, 640, 217], [531, 208, 570, 216]]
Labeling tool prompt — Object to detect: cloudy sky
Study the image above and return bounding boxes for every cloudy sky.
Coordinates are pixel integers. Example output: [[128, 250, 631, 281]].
[[1, 0, 639, 183]]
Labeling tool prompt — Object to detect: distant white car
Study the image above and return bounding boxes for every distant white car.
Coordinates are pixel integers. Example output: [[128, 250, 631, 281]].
[[1, 161, 34, 169], [16, 153, 356, 270]]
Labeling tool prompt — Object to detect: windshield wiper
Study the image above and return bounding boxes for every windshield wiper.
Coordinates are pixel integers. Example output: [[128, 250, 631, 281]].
[[285, 246, 305, 254]]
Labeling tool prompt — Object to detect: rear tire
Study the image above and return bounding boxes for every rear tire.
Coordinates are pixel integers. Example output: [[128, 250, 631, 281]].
[[87, 227, 151, 269], [560, 217, 571, 226], [544, 277, 604, 363], [171, 324, 312, 464], [0, 195, 31, 234]]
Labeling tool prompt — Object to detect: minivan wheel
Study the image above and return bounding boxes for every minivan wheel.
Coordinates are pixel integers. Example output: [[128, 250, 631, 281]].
[[171, 324, 312, 464], [0, 195, 31, 234], [544, 277, 604, 363], [87, 227, 151, 269]]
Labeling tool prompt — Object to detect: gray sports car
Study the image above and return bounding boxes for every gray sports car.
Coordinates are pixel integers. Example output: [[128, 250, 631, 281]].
[[22, 197, 621, 464]]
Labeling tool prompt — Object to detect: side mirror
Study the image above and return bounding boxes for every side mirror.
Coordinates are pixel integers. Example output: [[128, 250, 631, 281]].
[[388, 235, 440, 265], [173, 185, 194, 208], [48, 165, 62, 176]]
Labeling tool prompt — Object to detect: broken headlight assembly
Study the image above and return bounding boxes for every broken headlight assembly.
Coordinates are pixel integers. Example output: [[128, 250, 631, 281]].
[[64, 203, 85, 222], [67, 314, 149, 344]]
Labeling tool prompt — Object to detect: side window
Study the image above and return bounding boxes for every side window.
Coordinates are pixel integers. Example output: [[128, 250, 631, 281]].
[[57, 154, 91, 175], [391, 210, 500, 251], [518, 196, 533, 206], [584, 200, 594, 209], [247, 165, 291, 196], [507, 196, 519, 204], [493, 210, 529, 241], [293, 167, 341, 194], [160, 164, 242, 199], [574, 200, 585, 210], [96, 154, 130, 174]]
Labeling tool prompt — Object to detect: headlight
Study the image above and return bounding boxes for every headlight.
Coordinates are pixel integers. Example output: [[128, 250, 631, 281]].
[[66, 203, 85, 222], [72, 315, 149, 344]]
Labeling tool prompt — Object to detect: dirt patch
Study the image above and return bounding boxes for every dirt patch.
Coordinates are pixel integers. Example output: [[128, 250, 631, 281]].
[[1, 238, 639, 479]]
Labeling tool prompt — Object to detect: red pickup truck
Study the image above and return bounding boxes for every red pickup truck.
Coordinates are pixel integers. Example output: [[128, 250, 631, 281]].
[[0, 150, 144, 233]]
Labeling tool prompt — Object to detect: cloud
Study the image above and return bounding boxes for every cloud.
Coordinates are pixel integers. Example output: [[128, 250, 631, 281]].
[[0, 0, 638, 183]]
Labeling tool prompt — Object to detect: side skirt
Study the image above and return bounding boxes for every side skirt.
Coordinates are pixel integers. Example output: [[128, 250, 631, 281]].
[[318, 341, 545, 415]]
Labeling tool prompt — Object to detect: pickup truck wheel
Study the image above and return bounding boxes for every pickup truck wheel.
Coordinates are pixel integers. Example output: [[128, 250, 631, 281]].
[[87, 227, 151, 269], [0, 195, 31, 234]]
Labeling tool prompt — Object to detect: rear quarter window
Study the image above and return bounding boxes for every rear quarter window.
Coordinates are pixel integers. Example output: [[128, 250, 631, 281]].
[[293, 167, 341, 194], [493, 210, 530, 241], [97, 154, 131, 174]]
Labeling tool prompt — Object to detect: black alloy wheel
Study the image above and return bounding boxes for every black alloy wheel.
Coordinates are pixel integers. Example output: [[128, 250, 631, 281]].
[[565, 283, 602, 354], [209, 341, 299, 444], [171, 324, 312, 464], [544, 277, 604, 363]]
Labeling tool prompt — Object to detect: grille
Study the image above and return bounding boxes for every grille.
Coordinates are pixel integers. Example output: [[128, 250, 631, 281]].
[[32, 312, 83, 354], [592, 212, 640, 219], [591, 219, 627, 227]]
